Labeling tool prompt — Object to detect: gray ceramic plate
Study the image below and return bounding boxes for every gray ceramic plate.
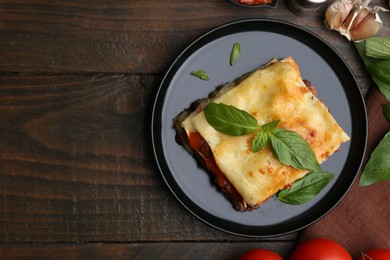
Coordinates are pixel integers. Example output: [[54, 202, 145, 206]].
[[151, 19, 367, 237]]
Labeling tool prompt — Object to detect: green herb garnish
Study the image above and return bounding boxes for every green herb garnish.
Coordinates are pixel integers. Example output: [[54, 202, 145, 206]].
[[365, 37, 390, 59], [190, 70, 209, 81], [203, 102, 329, 204], [252, 120, 280, 152], [277, 171, 334, 205], [203, 102, 258, 136], [356, 38, 390, 102], [359, 132, 390, 187], [355, 37, 390, 186], [366, 60, 390, 101], [230, 43, 241, 66], [269, 128, 321, 172], [251, 120, 320, 172]]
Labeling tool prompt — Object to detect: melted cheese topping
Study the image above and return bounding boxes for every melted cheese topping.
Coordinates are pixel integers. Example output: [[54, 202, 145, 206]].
[[182, 57, 350, 207]]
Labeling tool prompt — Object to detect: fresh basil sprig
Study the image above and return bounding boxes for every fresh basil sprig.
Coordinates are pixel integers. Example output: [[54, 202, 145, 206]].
[[277, 171, 334, 205], [252, 120, 280, 152], [230, 43, 241, 66], [366, 61, 390, 101], [203, 102, 320, 170], [356, 38, 390, 102], [251, 120, 321, 171], [204, 102, 258, 136], [203, 102, 330, 204], [269, 128, 321, 172], [355, 37, 390, 186], [190, 70, 209, 81], [359, 132, 390, 187]]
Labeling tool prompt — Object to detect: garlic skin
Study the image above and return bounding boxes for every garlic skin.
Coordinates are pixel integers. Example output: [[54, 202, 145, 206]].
[[325, 0, 355, 30], [324, 0, 388, 41], [348, 8, 383, 41]]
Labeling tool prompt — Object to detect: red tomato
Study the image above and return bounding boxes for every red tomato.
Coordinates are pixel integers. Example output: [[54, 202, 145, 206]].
[[357, 248, 390, 260], [290, 238, 352, 260], [239, 249, 283, 260]]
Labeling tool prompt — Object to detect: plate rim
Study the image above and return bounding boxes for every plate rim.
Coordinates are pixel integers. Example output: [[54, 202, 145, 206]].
[[151, 18, 367, 237]]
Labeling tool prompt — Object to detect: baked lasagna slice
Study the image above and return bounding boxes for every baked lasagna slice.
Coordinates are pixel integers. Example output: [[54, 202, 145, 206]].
[[174, 57, 350, 211]]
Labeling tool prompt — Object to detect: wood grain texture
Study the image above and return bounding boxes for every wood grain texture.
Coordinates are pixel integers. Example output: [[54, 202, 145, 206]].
[[0, 73, 299, 243], [0, 242, 296, 259], [0, 0, 388, 74]]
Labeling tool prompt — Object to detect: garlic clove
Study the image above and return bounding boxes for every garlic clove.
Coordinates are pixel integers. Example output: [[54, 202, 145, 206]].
[[350, 8, 372, 30], [342, 3, 364, 31], [325, 9, 347, 30], [325, 0, 355, 30], [324, 0, 389, 41], [349, 13, 383, 41]]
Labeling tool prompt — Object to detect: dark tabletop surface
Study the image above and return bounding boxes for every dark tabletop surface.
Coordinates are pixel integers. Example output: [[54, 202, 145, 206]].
[[0, 0, 389, 259]]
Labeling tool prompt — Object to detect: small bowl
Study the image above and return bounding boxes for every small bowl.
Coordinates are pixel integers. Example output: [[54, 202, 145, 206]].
[[229, 0, 278, 8]]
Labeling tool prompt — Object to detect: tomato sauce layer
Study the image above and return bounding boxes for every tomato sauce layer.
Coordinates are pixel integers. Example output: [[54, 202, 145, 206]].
[[188, 132, 244, 207]]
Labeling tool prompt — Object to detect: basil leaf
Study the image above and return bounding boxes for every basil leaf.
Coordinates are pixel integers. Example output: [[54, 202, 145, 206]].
[[268, 128, 321, 171], [355, 42, 390, 102], [367, 61, 390, 102], [359, 132, 390, 186], [190, 70, 209, 81], [367, 60, 390, 85], [365, 37, 390, 60], [384, 104, 390, 123], [372, 77, 390, 102], [230, 43, 240, 66], [355, 41, 380, 66], [204, 102, 258, 136], [262, 120, 280, 131], [252, 131, 268, 152], [252, 120, 280, 152], [277, 171, 334, 205]]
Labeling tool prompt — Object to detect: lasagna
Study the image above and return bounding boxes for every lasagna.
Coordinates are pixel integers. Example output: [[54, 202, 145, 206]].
[[174, 57, 350, 211]]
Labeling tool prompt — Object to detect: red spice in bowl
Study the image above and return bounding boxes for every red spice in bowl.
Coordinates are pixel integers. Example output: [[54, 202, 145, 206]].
[[230, 0, 278, 8]]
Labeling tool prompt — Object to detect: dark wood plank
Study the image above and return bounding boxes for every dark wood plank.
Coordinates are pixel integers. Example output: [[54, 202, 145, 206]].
[[0, 0, 380, 247], [0, 0, 388, 74], [0, 242, 296, 259], [0, 73, 301, 242]]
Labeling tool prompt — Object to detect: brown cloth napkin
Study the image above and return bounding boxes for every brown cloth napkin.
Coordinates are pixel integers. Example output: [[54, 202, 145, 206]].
[[298, 86, 390, 257]]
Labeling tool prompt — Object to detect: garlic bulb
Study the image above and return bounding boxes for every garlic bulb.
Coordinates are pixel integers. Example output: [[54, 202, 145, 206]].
[[324, 0, 388, 41]]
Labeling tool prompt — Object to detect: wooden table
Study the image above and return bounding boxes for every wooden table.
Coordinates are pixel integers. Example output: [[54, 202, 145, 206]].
[[0, 1, 388, 259]]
